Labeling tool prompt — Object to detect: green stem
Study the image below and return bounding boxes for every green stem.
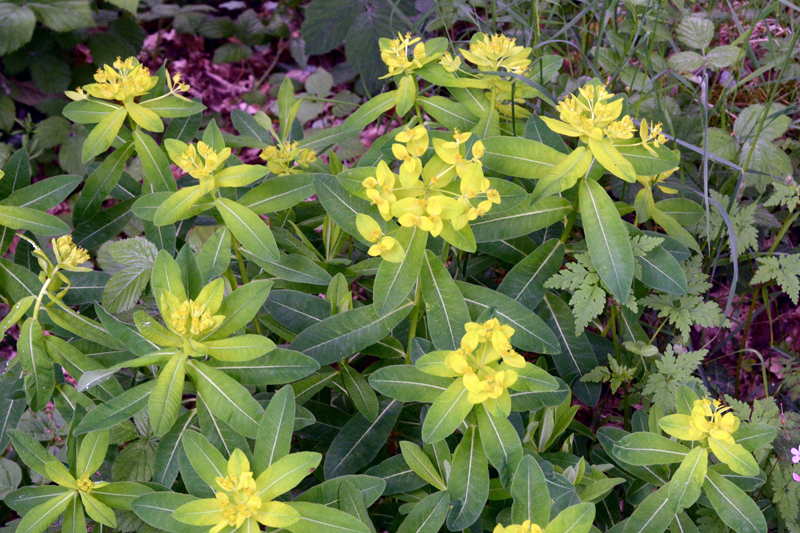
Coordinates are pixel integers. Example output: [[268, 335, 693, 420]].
[[560, 210, 577, 244], [231, 236, 262, 335], [32, 270, 56, 320], [405, 281, 424, 363]]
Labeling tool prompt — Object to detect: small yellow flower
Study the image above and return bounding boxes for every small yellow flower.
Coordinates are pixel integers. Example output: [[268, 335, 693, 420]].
[[440, 52, 462, 73], [368, 235, 405, 263], [380, 33, 424, 77], [172, 141, 231, 184], [82, 57, 160, 101], [77, 477, 94, 493], [259, 140, 316, 175], [493, 520, 543, 533], [460, 33, 532, 74], [53, 235, 91, 271]]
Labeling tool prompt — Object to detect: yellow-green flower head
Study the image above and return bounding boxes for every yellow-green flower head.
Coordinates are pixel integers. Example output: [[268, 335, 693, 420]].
[[259, 141, 316, 175], [175, 141, 231, 183], [639, 118, 667, 155], [160, 280, 226, 340], [460, 33, 532, 74], [464, 367, 518, 404], [439, 52, 462, 73], [542, 83, 625, 141], [52, 234, 91, 271], [77, 477, 94, 493], [380, 32, 425, 77], [81, 57, 160, 101], [494, 520, 543, 533], [174, 449, 307, 533]]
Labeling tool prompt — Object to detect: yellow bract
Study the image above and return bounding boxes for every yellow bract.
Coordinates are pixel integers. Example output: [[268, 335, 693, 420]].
[[259, 140, 317, 175], [176, 141, 231, 185], [444, 319, 523, 416], [379, 32, 442, 78], [360, 126, 500, 250], [80, 56, 161, 101], [160, 280, 225, 341], [460, 33, 532, 74], [493, 520, 544, 533], [76, 477, 94, 493], [52, 234, 91, 271]]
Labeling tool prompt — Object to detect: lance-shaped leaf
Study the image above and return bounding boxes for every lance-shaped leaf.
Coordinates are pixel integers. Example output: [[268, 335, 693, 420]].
[[74, 381, 156, 435], [239, 173, 316, 214], [369, 365, 453, 403], [340, 361, 379, 422], [668, 447, 706, 510], [622, 483, 677, 533], [707, 433, 759, 476], [215, 197, 279, 263], [397, 490, 450, 533], [476, 402, 523, 487], [286, 501, 371, 533], [511, 455, 550, 526], [399, 441, 446, 491], [254, 385, 296, 476], [703, 469, 767, 533], [206, 348, 319, 386], [17, 318, 54, 412], [579, 178, 634, 303], [181, 430, 227, 489], [314, 174, 385, 245], [498, 239, 565, 311], [588, 137, 636, 182], [133, 129, 176, 192], [614, 433, 690, 465], [470, 196, 571, 243], [82, 106, 127, 162], [324, 399, 403, 479], [74, 143, 135, 222], [153, 410, 196, 487], [338, 481, 376, 533], [481, 136, 562, 178], [149, 352, 188, 437], [291, 301, 414, 366], [0, 205, 70, 236], [15, 490, 76, 533], [0, 174, 81, 211], [420, 250, 471, 351], [186, 360, 263, 438], [422, 379, 473, 444], [446, 426, 489, 531], [543, 502, 595, 533], [374, 225, 427, 315]]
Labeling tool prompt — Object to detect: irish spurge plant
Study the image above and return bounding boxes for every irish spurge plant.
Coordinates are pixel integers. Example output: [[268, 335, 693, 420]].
[[2, 11, 797, 532]]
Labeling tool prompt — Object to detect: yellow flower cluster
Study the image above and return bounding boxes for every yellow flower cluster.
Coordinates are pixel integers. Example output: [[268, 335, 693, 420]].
[[687, 398, 740, 444], [356, 214, 405, 263], [357, 126, 500, 260], [212, 455, 263, 533], [161, 291, 224, 339], [639, 118, 668, 155], [380, 32, 440, 78], [176, 141, 231, 186], [544, 84, 625, 141], [459, 33, 532, 74], [52, 234, 91, 270], [439, 52, 462, 73], [81, 57, 161, 101], [76, 477, 94, 493], [259, 141, 317, 175], [493, 520, 543, 533], [445, 320, 523, 416]]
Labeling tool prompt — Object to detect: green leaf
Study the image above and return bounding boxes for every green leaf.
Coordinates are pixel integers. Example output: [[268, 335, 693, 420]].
[[731, 423, 777, 452], [457, 282, 561, 354], [257, 452, 322, 500], [61, 492, 85, 533], [511, 455, 550, 527], [153, 186, 206, 226], [125, 101, 163, 132], [418, 96, 478, 131], [498, 239, 565, 310], [0, 174, 81, 212], [206, 347, 319, 386], [74, 381, 155, 435], [239, 173, 316, 214], [395, 75, 417, 116], [199, 279, 273, 341], [543, 503, 595, 533], [149, 352, 188, 437], [204, 334, 275, 362], [214, 164, 269, 188], [703, 469, 766, 533], [16, 491, 76, 533], [133, 130, 176, 193], [538, 294, 600, 405], [314, 174, 385, 245], [246, 252, 332, 286], [0, 206, 69, 236], [0, 296, 33, 341], [139, 95, 206, 118], [215, 197, 279, 263], [481, 136, 563, 178], [421, 250, 471, 351], [614, 432, 690, 465], [62, 100, 120, 125], [91, 481, 153, 511], [73, 198, 135, 249], [675, 15, 714, 50], [616, 144, 680, 177], [447, 426, 489, 530], [667, 51, 704, 72], [0, 3, 36, 55], [153, 410, 196, 487], [46, 306, 123, 350], [369, 364, 453, 403], [290, 301, 414, 365], [622, 483, 677, 533], [340, 361, 379, 422], [185, 360, 263, 438], [531, 146, 592, 200], [102, 236, 158, 313], [181, 430, 227, 489], [668, 447, 706, 511], [324, 399, 403, 478], [588, 137, 636, 182], [397, 490, 450, 533], [286, 501, 371, 533], [707, 433, 759, 476], [342, 91, 398, 131], [422, 379, 472, 444], [28, 0, 93, 32], [374, 225, 427, 315], [132, 491, 208, 533], [579, 179, 634, 302], [476, 403, 522, 488], [82, 106, 127, 163], [18, 318, 55, 412], [254, 385, 295, 476], [8, 430, 60, 478], [470, 196, 572, 243], [399, 441, 446, 491], [638, 245, 688, 295], [338, 480, 376, 533]]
